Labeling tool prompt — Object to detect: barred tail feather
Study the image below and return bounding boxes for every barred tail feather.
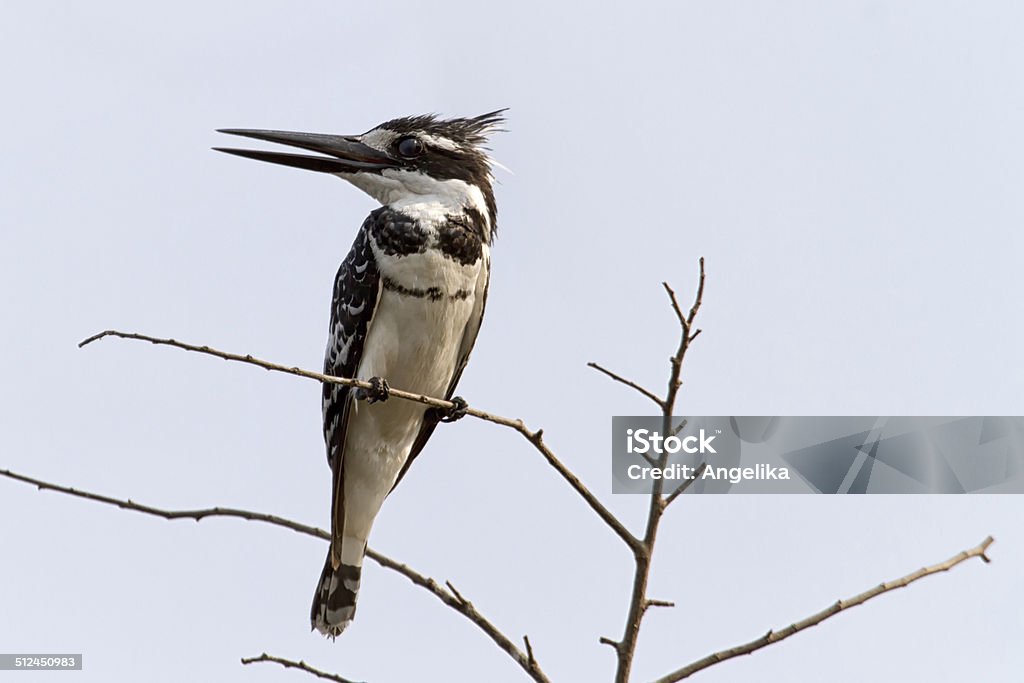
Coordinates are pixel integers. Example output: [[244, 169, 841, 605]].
[[311, 553, 362, 638]]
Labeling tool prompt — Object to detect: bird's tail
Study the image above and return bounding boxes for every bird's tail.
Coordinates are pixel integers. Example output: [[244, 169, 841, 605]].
[[310, 550, 363, 638]]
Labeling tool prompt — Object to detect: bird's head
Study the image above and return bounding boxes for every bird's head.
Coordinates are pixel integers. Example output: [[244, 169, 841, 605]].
[[216, 110, 506, 239]]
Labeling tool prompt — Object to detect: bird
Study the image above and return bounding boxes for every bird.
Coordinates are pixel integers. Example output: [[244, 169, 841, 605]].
[[214, 111, 505, 637]]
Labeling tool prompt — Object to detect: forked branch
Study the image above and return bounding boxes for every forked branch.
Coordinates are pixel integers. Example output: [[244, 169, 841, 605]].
[[0, 468, 550, 683], [591, 258, 706, 683], [654, 536, 995, 682], [586, 259, 995, 683]]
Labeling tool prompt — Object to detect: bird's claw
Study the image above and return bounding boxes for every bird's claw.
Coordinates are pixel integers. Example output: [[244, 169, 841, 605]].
[[439, 396, 469, 423], [355, 376, 390, 404]]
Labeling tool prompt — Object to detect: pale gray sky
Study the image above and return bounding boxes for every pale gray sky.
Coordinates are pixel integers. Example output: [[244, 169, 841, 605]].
[[1, 2, 1022, 681]]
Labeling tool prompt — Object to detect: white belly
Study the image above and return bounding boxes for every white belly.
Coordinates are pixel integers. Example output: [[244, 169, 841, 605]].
[[339, 250, 483, 556]]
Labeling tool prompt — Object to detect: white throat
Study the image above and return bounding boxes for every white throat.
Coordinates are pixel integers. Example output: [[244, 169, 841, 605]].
[[340, 169, 490, 230]]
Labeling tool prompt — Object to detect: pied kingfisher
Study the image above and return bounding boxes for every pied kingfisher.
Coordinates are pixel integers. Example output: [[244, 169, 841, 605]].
[[215, 111, 505, 637]]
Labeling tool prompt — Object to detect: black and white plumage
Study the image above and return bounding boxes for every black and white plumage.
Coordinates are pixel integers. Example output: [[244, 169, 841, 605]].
[[216, 111, 504, 638]]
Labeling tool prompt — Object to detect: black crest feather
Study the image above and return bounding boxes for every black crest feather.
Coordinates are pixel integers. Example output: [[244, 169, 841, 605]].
[[377, 109, 507, 149]]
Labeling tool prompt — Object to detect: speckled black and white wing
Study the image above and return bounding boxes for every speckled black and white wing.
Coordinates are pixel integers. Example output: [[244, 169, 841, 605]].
[[312, 215, 381, 637], [321, 219, 380, 471]]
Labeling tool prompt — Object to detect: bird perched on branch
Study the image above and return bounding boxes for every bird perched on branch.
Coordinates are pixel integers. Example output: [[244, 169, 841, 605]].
[[215, 110, 505, 637]]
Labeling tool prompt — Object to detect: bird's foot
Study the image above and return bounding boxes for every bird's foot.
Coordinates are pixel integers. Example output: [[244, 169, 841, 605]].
[[438, 396, 469, 423], [355, 376, 390, 404]]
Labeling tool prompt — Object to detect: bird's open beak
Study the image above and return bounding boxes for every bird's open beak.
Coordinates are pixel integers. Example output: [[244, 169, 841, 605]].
[[214, 129, 397, 174]]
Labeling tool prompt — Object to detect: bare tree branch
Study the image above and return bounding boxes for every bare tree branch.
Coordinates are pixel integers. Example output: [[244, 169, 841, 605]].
[[520, 426, 643, 555], [0, 468, 550, 683], [0, 467, 328, 540], [78, 329, 640, 554], [241, 653, 356, 683], [603, 258, 706, 683], [653, 536, 996, 683], [78, 330, 457, 411], [586, 362, 664, 409]]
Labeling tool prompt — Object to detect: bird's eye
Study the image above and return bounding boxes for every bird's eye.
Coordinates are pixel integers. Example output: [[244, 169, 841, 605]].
[[397, 137, 424, 158]]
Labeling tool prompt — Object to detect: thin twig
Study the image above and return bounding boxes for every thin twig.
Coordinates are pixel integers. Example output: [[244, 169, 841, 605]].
[[445, 580, 467, 605], [665, 257, 706, 334], [0, 468, 551, 683], [241, 653, 356, 683], [586, 362, 664, 409], [663, 462, 708, 508], [663, 283, 688, 329], [653, 536, 995, 682], [371, 561, 550, 683], [79, 329, 640, 554], [523, 635, 536, 668]]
